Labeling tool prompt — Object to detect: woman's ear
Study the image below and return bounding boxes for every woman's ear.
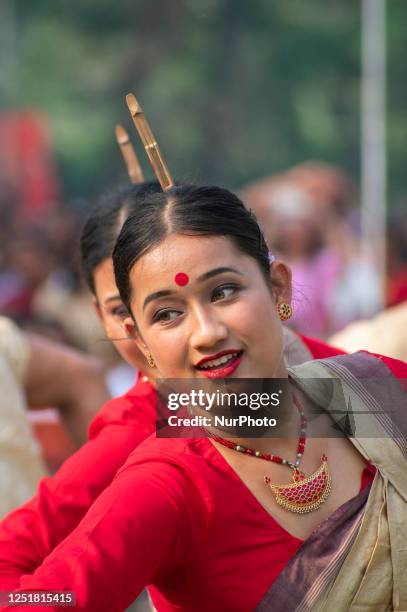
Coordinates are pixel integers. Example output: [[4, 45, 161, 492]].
[[269, 260, 292, 304], [123, 316, 149, 357], [123, 315, 138, 340]]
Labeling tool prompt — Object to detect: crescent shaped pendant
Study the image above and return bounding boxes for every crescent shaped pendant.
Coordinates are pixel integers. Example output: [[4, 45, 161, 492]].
[[264, 454, 332, 514]]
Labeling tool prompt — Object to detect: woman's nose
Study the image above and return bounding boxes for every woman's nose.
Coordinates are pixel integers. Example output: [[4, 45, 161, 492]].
[[189, 307, 228, 351]]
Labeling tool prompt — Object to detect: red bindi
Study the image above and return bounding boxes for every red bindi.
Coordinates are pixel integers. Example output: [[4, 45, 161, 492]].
[[174, 272, 189, 287]]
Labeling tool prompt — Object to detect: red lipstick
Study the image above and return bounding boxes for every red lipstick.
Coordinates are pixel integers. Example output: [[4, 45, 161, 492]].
[[195, 350, 243, 379]]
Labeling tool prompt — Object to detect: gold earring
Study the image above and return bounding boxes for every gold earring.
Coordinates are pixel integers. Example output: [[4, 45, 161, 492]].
[[146, 352, 155, 368], [277, 302, 293, 321]]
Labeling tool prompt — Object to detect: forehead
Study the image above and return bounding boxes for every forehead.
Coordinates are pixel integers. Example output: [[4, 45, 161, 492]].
[[93, 258, 119, 300], [129, 234, 251, 296]]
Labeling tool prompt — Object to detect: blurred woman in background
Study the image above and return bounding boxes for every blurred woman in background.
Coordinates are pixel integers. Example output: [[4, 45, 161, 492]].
[[0, 183, 159, 587]]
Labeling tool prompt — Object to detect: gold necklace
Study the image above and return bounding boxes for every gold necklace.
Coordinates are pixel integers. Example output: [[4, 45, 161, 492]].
[[211, 397, 332, 514]]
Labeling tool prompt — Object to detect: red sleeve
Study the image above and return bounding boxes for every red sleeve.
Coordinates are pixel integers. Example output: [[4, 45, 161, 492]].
[[0, 421, 152, 589], [0, 460, 207, 612], [298, 334, 347, 359], [88, 377, 155, 439], [367, 351, 407, 390]]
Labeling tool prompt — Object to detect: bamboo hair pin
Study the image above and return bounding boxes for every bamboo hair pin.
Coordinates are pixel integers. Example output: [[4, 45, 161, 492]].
[[115, 124, 144, 184], [126, 93, 174, 191]]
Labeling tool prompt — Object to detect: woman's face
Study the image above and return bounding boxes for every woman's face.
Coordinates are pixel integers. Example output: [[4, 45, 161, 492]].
[[93, 258, 147, 372], [125, 234, 291, 379]]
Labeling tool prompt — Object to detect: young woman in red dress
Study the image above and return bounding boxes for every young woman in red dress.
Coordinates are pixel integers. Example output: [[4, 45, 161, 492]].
[[2, 185, 405, 611], [0, 182, 341, 593]]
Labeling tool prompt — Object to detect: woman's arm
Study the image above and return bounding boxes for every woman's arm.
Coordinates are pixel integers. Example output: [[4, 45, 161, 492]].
[[24, 334, 111, 446], [0, 458, 206, 611], [0, 422, 152, 589]]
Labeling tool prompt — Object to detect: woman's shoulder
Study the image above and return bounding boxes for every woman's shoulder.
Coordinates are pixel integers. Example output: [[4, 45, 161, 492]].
[[297, 349, 407, 379], [88, 376, 156, 439], [364, 351, 407, 378], [296, 332, 347, 359], [327, 350, 407, 382], [90, 435, 214, 559], [119, 434, 211, 472], [113, 435, 216, 509], [291, 350, 407, 399]]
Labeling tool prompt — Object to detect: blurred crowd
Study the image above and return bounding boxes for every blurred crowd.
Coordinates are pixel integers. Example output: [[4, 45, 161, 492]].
[[243, 161, 407, 343], [1, 160, 407, 353], [0, 186, 132, 390], [1, 158, 407, 486]]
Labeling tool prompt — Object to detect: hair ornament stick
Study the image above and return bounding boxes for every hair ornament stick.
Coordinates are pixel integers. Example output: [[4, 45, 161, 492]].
[[115, 124, 144, 184], [125, 93, 174, 192]]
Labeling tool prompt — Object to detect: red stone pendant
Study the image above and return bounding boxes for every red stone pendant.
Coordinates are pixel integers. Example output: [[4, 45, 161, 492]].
[[264, 454, 331, 514]]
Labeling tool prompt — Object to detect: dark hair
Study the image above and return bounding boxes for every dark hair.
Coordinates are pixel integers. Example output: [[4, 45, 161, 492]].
[[80, 181, 160, 295], [113, 185, 270, 312]]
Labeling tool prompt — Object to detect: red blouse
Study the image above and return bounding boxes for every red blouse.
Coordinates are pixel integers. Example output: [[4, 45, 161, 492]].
[[4, 434, 376, 612], [0, 334, 343, 591], [0, 375, 156, 590], [1, 350, 402, 611]]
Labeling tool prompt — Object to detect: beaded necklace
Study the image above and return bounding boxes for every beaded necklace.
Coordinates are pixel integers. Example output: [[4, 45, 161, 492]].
[[211, 397, 332, 514]]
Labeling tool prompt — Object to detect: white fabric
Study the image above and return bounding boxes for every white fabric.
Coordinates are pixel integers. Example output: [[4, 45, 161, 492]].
[[0, 317, 45, 517]]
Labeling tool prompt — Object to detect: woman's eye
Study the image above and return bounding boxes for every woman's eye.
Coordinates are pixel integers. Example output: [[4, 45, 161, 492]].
[[111, 306, 128, 318], [153, 309, 181, 324], [211, 285, 238, 303]]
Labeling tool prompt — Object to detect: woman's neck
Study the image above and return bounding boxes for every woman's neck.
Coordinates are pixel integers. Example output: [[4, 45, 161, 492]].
[[208, 381, 302, 460]]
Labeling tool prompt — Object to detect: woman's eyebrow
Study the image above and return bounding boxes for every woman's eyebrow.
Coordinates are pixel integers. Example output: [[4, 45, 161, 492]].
[[103, 294, 122, 305], [196, 267, 243, 283], [143, 290, 173, 311]]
